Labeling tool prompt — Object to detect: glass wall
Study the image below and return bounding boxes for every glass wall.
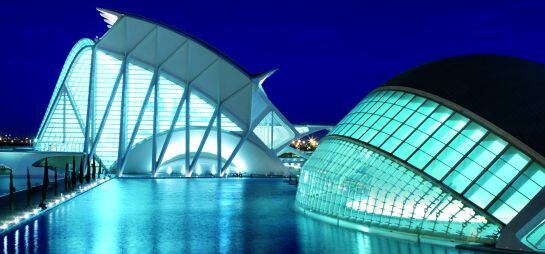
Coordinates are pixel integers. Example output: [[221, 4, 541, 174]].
[[296, 138, 501, 241], [326, 89, 545, 225], [297, 88, 545, 242], [37, 45, 246, 168], [253, 111, 295, 149]]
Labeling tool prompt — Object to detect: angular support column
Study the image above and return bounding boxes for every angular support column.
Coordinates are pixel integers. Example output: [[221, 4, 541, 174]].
[[216, 106, 222, 177], [117, 71, 157, 176], [155, 88, 189, 171], [117, 57, 129, 171], [185, 86, 191, 175], [89, 59, 126, 157], [84, 46, 97, 155], [188, 108, 219, 176], [152, 67, 160, 177]]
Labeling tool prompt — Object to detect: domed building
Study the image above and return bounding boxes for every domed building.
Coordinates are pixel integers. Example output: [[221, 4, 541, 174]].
[[295, 55, 545, 252]]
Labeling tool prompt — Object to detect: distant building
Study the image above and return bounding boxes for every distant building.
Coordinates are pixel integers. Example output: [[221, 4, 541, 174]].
[[296, 55, 545, 252]]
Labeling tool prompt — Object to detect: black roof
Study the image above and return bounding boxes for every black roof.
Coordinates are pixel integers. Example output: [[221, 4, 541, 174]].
[[383, 54, 545, 157]]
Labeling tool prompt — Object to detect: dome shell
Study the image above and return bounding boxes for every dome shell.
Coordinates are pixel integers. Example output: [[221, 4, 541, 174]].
[[383, 54, 545, 157]]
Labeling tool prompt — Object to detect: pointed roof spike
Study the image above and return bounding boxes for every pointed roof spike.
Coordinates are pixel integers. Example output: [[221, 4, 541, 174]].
[[252, 69, 277, 87], [97, 8, 123, 28]]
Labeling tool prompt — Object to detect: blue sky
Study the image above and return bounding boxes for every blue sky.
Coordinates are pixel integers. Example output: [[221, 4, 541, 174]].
[[1, 0, 545, 136]]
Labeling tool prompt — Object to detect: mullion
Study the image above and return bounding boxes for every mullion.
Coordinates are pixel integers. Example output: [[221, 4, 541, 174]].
[[439, 132, 490, 182], [390, 104, 441, 156], [361, 93, 405, 142], [404, 111, 456, 165], [484, 159, 534, 211], [421, 119, 474, 172], [460, 144, 511, 196], [375, 98, 429, 149]]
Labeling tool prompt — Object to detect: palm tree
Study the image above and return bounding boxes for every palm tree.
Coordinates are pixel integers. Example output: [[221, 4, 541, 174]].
[[9, 167, 14, 213], [85, 155, 91, 183], [40, 158, 49, 208], [27, 167, 31, 207], [54, 165, 58, 196], [79, 156, 84, 184], [64, 163, 69, 192], [72, 156, 77, 188], [92, 157, 96, 180], [98, 160, 102, 178]]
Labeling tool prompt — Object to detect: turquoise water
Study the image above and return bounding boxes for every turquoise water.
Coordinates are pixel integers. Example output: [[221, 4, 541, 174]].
[[1, 178, 479, 253]]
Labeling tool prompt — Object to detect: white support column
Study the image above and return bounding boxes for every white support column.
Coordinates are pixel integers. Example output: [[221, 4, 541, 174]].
[[152, 67, 159, 176], [216, 76, 222, 177], [155, 88, 189, 171], [117, 72, 157, 176], [89, 59, 126, 157], [270, 113, 274, 149], [188, 108, 219, 175], [84, 46, 97, 154], [220, 132, 249, 176], [63, 93, 66, 144], [63, 86, 87, 134], [117, 57, 129, 171], [185, 86, 191, 176]]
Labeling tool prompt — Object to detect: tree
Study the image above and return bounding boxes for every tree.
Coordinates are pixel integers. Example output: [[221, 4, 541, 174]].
[[9, 168, 14, 213], [54, 165, 58, 196], [27, 167, 31, 207], [85, 155, 91, 183], [98, 161, 102, 178], [64, 163, 69, 192], [79, 156, 84, 184], [92, 157, 96, 180], [72, 156, 77, 188], [40, 157, 50, 207]]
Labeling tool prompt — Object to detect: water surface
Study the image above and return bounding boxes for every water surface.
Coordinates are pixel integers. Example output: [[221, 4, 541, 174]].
[[1, 178, 480, 253]]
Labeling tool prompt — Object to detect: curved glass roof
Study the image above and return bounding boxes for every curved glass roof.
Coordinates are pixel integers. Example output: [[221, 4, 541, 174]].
[[297, 137, 501, 241], [328, 89, 545, 225], [297, 88, 545, 245]]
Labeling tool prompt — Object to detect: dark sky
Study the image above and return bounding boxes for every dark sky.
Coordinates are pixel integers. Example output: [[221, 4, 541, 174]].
[[2, 0, 545, 136]]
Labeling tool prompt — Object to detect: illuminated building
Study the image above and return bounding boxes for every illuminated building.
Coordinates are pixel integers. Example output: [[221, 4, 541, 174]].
[[33, 8, 319, 176], [296, 55, 545, 252]]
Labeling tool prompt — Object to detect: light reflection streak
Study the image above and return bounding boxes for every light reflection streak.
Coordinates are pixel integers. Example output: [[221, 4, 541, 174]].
[[14, 230, 19, 254], [24, 225, 29, 254], [33, 220, 38, 253]]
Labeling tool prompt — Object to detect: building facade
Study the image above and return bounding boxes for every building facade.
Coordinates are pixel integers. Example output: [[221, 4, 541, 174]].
[[34, 9, 307, 177], [296, 55, 545, 252]]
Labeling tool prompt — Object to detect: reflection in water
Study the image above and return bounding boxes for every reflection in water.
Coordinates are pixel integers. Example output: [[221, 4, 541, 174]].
[[24, 225, 28, 254], [1, 179, 481, 253], [13, 230, 18, 254]]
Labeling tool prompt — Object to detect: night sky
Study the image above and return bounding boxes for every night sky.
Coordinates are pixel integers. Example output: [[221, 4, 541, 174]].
[[2, 1, 545, 137]]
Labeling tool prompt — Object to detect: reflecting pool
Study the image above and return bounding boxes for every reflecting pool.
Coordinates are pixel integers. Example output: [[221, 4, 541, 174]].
[[1, 178, 480, 253]]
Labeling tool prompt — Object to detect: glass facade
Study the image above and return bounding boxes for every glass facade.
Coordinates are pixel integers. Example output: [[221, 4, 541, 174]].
[[296, 138, 501, 241], [296, 89, 545, 242], [253, 111, 296, 150], [36, 35, 295, 171]]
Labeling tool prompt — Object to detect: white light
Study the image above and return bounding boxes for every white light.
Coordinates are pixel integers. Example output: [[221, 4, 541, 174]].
[[0, 224, 7, 230], [196, 164, 202, 176], [167, 166, 173, 175]]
